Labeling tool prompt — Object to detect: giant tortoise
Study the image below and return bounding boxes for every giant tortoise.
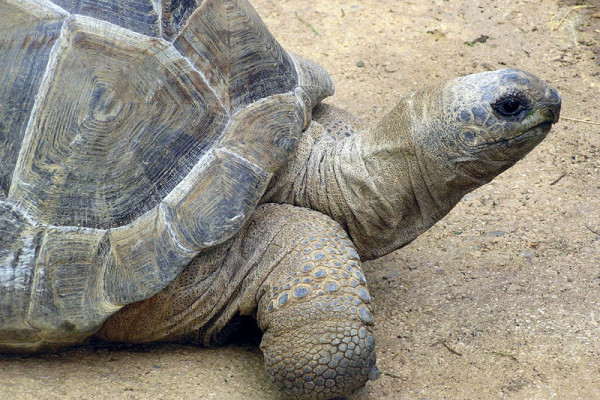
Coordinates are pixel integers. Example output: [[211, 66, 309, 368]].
[[0, 0, 561, 398]]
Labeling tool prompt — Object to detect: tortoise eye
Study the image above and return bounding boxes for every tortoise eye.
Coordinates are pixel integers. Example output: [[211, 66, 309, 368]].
[[493, 96, 528, 118]]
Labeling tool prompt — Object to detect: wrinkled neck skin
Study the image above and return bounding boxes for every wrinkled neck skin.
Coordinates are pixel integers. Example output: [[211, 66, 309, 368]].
[[264, 90, 502, 261]]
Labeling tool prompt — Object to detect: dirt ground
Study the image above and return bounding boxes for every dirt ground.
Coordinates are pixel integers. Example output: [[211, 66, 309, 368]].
[[1, 0, 599, 399]]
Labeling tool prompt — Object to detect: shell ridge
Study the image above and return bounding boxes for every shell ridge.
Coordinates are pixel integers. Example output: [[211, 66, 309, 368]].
[[161, 147, 217, 204], [226, 90, 295, 119]]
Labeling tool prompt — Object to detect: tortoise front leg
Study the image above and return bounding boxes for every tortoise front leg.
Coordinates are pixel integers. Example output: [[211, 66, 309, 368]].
[[253, 205, 379, 399], [97, 203, 378, 399]]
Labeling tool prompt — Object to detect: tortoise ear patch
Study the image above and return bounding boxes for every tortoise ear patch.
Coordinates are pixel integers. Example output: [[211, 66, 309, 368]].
[[9, 17, 227, 229]]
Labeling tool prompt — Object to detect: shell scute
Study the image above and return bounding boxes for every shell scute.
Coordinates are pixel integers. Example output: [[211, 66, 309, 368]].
[[26, 227, 113, 341], [0, 200, 42, 345], [218, 93, 302, 174], [173, 0, 297, 113], [162, 148, 270, 250], [50, 0, 161, 37], [105, 204, 197, 305], [9, 16, 228, 229], [0, 0, 67, 195]]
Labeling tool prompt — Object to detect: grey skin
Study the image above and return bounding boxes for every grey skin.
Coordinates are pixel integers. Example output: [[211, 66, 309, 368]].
[[97, 69, 561, 399]]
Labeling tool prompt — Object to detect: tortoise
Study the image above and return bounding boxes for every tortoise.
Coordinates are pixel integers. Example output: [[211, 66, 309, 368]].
[[0, 0, 561, 398]]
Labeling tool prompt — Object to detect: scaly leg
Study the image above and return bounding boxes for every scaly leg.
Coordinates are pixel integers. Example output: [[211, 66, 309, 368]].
[[252, 205, 379, 399]]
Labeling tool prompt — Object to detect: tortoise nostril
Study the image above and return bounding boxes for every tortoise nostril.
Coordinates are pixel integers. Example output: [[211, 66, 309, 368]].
[[543, 87, 561, 123], [546, 87, 562, 106]]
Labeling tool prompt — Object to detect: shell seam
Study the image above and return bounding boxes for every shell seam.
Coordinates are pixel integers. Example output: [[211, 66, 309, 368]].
[[152, 0, 163, 38], [24, 229, 48, 336], [176, 47, 229, 116], [159, 202, 195, 254]]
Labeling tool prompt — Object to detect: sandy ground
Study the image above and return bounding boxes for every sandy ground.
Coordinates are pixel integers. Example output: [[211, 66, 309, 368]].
[[1, 0, 599, 399]]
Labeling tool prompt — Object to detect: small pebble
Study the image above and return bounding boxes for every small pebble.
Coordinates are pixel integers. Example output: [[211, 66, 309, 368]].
[[383, 270, 400, 280], [520, 249, 535, 259]]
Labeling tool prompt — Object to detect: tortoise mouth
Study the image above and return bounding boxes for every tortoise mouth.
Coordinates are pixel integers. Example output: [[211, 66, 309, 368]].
[[469, 121, 553, 162], [476, 120, 553, 150], [496, 121, 552, 145]]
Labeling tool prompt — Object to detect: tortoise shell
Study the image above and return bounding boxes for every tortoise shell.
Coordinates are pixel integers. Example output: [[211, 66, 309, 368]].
[[0, 0, 333, 349]]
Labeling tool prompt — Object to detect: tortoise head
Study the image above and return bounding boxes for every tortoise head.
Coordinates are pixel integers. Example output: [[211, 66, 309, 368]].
[[417, 69, 561, 184]]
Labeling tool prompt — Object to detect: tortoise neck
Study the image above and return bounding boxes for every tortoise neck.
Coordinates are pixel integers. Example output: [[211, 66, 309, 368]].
[[353, 100, 467, 259], [264, 100, 469, 261], [262, 126, 354, 231]]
